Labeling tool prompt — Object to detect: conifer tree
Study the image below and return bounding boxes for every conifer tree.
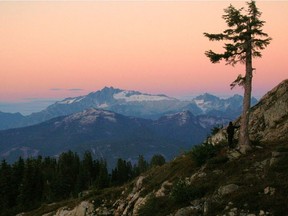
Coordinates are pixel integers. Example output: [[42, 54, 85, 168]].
[[0, 160, 12, 211], [204, 0, 271, 153], [95, 159, 109, 188], [137, 155, 148, 174], [150, 154, 166, 167]]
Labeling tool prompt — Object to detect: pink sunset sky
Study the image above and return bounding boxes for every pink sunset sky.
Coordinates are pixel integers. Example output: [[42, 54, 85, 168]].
[[0, 1, 287, 106]]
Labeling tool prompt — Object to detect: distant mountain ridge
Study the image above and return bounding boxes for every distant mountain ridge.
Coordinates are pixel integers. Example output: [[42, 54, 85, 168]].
[[0, 111, 25, 129], [0, 87, 257, 130], [0, 108, 227, 167]]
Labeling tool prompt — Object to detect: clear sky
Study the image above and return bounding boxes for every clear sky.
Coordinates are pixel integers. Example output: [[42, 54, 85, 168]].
[[1, 1, 287, 110]]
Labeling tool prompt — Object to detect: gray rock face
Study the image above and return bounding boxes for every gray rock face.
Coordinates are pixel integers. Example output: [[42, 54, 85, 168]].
[[209, 79, 288, 145], [249, 79, 288, 142], [54, 201, 94, 216]]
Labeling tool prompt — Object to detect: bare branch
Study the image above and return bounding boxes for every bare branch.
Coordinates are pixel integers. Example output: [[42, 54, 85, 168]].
[[230, 74, 246, 89]]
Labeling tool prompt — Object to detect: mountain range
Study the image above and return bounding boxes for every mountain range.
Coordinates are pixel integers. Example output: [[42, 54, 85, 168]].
[[0, 108, 230, 167], [0, 87, 260, 168], [0, 87, 257, 130]]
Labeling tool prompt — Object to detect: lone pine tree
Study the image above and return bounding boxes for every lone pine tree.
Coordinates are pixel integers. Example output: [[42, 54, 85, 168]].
[[204, 0, 271, 153]]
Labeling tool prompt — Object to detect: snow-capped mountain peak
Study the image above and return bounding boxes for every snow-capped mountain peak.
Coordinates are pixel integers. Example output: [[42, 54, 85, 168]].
[[113, 90, 174, 102]]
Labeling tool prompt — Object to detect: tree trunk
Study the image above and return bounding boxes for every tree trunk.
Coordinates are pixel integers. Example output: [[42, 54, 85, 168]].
[[238, 35, 253, 154]]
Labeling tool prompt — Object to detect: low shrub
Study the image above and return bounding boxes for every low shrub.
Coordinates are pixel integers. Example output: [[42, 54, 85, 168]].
[[275, 146, 288, 152], [170, 179, 208, 204], [138, 195, 174, 216], [207, 155, 229, 165], [191, 142, 218, 166]]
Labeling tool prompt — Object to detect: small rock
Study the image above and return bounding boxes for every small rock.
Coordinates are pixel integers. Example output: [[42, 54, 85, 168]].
[[259, 210, 265, 215], [260, 159, 269, 166], [198, 172, 207, 178], [190, 171, 206, 182], [213, 169, 223, 175], [203, 201, 210, 215], [218, 184, 239, 196], [155, 181, 172, 197], [135, 176, 145, 192], [133, 196, 148, 215], [271, 151, 281, 157], [227, 150, 242, 160], [174, 206, 198, 216], [269, 157, 280, 166], [264, 186, 276, 195]]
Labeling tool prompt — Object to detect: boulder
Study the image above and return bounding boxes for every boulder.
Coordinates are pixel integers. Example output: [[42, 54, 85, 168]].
[[174, 206, 199, 216], [218, 184, 239, 196], [155, 181, 172, 197], [55, 201, 95, 216], [227, 150, 242, 160]]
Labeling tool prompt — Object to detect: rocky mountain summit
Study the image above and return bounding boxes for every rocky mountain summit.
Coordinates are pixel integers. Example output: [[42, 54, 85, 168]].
[[21, 80, 288, 216]]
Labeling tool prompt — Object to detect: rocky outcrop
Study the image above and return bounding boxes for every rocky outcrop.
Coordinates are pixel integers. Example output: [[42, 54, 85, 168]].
[[249, 79, 288, 142], [114, 176, 147, 216], [54, 201, 94, 216], [209, 79, 288, 145], [155, 181, 173, 197]]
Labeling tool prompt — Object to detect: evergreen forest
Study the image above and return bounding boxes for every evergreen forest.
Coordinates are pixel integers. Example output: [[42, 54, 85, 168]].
[[0, 151, 165, 216]]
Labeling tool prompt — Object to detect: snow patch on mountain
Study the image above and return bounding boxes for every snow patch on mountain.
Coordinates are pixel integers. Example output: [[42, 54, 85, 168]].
[[57, 96, 85, 105], [113, 91, 174, 102], [59, 109, 117, 125], [177, 111, 192, 126], [98, 103, 109, 108], [194, 99, 208, 111], [198, 115, 229, 129], [164, 111, 195, 126]]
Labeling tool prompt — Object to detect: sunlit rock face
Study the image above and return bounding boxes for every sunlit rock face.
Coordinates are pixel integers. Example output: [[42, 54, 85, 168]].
[[209, 79, 288, 145], [248, 79, 288, 142]]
